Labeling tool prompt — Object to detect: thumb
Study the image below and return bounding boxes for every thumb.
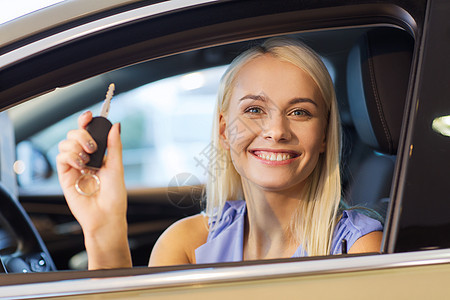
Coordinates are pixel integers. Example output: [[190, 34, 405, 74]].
[[104, 123, 123, 170]]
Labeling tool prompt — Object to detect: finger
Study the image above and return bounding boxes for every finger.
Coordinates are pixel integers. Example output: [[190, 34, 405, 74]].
[[56, 159, 80, 193], [104, 123, 123, 171], [58, 139, 91, 164], [78, 111, 93, 129], [66, 129, 97, 153], [56, 151, 86, 171]]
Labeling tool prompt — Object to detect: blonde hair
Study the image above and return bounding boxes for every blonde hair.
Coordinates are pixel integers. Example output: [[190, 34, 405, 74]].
[[205, 37, 342, 256]]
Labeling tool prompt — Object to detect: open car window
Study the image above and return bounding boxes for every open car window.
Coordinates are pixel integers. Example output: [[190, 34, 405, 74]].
[[3, 24, 416, 272]]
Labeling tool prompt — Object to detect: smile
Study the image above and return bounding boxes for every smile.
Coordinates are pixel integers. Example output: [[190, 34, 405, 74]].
[[251, 150, 299, 163]]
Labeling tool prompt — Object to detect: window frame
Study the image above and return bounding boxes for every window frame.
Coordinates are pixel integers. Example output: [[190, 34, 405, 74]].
[[2, 0, 449, 297]]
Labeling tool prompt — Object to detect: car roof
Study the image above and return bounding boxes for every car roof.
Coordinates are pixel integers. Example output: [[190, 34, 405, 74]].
[[0, 0, 141, 49]]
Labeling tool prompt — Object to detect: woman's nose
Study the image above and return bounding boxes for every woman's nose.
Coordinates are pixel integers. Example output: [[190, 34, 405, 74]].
[[261, 114, 291, 142]]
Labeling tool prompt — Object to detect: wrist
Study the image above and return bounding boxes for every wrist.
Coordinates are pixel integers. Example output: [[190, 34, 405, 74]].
[[83, 219, 132, 269]]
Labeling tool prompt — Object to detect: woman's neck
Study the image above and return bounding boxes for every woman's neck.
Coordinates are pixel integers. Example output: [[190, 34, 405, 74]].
[[241, 179, 304, 260]]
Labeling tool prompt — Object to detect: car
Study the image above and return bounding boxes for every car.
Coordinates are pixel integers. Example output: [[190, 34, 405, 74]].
[[0, 0, 449, 298]]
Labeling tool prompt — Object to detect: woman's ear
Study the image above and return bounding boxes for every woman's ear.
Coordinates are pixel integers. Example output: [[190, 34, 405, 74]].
[[320, 139, 326, 153], [219, 113, 230, 150], [319, 122, 327, 153]]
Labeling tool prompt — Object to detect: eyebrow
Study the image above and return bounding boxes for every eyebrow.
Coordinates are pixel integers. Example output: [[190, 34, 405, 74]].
[[239, 94, 318, 107], [239, 94, 267, 102], [288, 97, 318, 107]]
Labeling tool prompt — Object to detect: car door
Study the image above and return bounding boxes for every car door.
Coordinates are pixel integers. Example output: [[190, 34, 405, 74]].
[[0, 0, 450, 298]]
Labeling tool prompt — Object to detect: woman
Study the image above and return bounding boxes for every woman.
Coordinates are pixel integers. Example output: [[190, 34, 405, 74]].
[[57, 38, 382, 269]]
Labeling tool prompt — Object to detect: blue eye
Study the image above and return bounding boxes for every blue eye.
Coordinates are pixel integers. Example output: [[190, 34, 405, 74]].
[[245, 106, 263, 114], [291, 109, 311, 117]]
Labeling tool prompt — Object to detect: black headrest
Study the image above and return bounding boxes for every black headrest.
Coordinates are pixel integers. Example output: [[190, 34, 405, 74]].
[[347, 28, 414, 155]]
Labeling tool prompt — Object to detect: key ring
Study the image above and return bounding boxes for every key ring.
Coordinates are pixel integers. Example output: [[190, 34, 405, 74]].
[[75, 169, 100, 196], [74, 83, 114, 197]]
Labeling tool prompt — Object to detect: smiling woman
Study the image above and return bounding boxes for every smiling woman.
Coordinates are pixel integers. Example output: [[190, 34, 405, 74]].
[[193, 37, 382, 263], [215, 46, 331, 258], [55, 37, 382, 269]]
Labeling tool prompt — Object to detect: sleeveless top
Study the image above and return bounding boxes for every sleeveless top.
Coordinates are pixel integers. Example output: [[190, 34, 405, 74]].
[[195, 200, 383, 263]]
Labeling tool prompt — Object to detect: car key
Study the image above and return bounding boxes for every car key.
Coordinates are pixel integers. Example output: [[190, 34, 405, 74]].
[[75, 83, 114, 196], [85, 83, 114, 169]]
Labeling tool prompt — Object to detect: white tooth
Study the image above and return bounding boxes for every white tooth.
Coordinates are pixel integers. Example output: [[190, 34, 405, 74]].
[[257, 152, 295, 161]]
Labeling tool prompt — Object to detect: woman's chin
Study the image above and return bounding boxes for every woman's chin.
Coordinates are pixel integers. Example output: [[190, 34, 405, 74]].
[[237, 164, 310, 193], [250, 177, 304, 193]]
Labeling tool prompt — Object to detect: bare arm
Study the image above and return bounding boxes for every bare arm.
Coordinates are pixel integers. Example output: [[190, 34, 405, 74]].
[[348, 231, 383, 254], [149, 214, 209, 267], [57, 111, 131, 269]]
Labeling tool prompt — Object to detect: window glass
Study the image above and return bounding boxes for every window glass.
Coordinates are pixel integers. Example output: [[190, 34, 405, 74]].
[[15, 65, 228, 191]]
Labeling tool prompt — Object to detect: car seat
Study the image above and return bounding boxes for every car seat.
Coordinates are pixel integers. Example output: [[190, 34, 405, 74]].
[[345, 27, 414, 218]]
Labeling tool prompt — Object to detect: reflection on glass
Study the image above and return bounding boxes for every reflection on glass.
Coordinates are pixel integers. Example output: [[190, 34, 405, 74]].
[[432, 115, 450, 137]]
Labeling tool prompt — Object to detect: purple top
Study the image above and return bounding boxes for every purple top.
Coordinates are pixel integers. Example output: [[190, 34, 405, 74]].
[[195, 200, 383, 263]]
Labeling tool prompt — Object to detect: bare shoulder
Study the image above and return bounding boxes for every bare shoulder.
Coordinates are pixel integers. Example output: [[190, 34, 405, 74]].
[[348, 231, 383, 254], [149, 213, 209, 267]]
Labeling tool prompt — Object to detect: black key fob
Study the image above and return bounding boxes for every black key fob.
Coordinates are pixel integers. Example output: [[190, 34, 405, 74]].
[[85, 116, 112, 169]]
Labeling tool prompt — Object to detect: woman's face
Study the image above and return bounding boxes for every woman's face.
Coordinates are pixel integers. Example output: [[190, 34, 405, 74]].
[[220, 54, 328, 193]]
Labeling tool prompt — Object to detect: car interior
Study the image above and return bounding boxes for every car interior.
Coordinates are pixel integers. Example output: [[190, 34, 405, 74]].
[[0, 22, 414, 278]]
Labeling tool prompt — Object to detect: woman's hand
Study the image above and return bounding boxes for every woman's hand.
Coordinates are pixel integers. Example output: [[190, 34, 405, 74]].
[[56, 111, 131, 269]]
